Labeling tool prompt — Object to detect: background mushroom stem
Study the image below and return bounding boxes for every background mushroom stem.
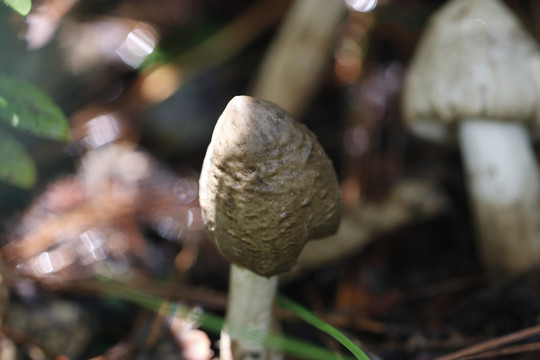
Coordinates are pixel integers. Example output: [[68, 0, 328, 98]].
[[458, 119, 540, 274], [221, 264, 280, 360], [250, 0, 346, 118]]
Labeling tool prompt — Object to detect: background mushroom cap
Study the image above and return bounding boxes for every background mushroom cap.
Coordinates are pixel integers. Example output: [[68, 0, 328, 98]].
[[199, 96, 341, 276], [402, 0, 540, 143]]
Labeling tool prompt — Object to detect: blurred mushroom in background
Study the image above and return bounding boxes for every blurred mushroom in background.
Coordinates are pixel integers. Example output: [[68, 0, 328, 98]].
[[402, 0, 540, 275]]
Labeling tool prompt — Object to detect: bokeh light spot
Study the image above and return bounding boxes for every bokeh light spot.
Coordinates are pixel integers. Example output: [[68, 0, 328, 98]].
[[346, 0, 378, 12]]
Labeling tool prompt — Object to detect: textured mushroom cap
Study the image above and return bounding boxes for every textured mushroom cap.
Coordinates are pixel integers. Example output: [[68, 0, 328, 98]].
[[402, 0, 540, 143], [199, 96, 341, 276]]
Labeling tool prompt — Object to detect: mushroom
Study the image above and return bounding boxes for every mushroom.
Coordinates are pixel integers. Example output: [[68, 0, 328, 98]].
[[199, 96, 341, 359], [402, 0, 540, 274]]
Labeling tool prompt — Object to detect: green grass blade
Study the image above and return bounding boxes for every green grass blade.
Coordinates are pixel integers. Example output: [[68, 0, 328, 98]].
[[277, 295, 371, 360], [94, 276, 356, 360], [264, 331, 354, 360]]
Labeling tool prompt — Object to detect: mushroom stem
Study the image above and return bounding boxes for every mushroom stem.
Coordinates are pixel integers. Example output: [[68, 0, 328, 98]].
[[251, 0, 346, 118], [221, 264, 280, 360], [458, 119, 540, 274]]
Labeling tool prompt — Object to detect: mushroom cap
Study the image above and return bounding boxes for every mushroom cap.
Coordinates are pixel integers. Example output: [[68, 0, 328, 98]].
[[199, 96, 341, 276], [402, 0, 540, 143]]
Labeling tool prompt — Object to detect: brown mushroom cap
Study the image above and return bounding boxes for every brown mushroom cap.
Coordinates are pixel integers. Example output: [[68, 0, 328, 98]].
[[199, 96, 341, 276], [402, 0, 540, 143]]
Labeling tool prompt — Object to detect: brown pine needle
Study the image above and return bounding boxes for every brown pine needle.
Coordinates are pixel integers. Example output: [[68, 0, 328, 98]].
[[436, 324, 540, 360], [459, 342, 540, 360]]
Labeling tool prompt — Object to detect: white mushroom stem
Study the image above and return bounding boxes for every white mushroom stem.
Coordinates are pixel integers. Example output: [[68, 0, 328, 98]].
[[458, 119, 540, 273], [251, 0, 346, 118], [220, 264, 280, 360]]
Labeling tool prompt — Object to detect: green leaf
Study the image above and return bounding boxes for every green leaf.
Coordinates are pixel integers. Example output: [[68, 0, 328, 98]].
[[0, 131, 36, 188], [0, 75, 69, 141], [2, 0, 31, 16]]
